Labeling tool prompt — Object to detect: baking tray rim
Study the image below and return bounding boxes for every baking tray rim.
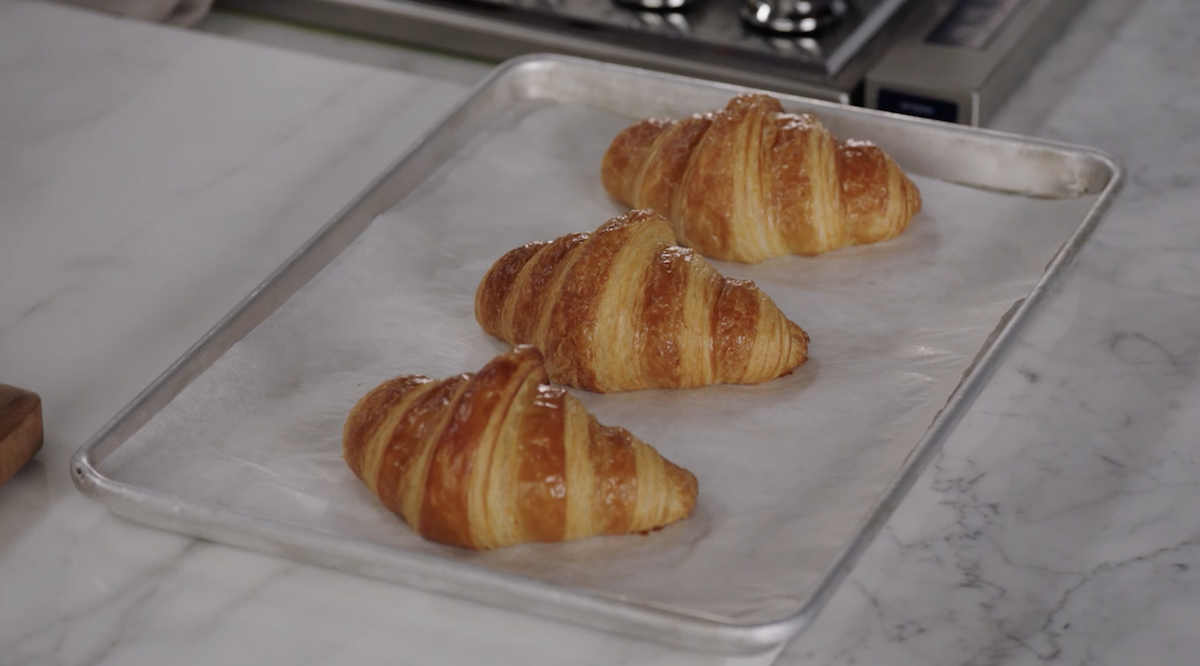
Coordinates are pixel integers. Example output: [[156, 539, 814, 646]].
[[69, 53, 1126, 655]]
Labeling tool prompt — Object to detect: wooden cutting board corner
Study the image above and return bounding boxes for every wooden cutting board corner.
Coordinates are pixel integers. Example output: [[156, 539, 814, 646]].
[[1, 383, 44, 486]]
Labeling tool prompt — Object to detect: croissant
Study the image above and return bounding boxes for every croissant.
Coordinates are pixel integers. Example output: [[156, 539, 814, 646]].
[[475, 209, 809, 393], [601, 93, 922, 263], [343, 345, 698, 550]]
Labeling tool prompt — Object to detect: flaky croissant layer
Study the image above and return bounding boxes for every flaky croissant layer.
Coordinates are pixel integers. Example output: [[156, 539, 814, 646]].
[[343, 346, 698, 550], [475, 210, 809, 393], [601, 93, 922, 263]]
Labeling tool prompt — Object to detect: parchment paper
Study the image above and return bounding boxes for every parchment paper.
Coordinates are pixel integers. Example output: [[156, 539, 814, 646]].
[[104, 99, 1100, 624]]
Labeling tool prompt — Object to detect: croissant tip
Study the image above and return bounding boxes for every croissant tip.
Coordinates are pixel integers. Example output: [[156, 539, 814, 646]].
[[666, 463, 700, 523]]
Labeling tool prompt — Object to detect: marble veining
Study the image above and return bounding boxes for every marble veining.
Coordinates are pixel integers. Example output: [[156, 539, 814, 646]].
[[780, 0, 1200, 663], [0, 2, 778, 664]]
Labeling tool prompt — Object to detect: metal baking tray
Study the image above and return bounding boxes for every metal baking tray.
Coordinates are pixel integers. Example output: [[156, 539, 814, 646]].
[[71, 54, 1123, 655]]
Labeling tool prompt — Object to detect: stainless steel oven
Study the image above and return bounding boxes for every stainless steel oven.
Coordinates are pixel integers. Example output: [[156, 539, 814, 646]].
[[220, 0, 1091, 124]]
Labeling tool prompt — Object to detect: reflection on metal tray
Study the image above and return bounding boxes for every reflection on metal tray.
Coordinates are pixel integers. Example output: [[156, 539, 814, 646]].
[[71, 55, 1123, 655]]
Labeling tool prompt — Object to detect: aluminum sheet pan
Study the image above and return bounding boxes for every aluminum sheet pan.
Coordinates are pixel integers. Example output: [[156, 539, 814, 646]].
[[71, 54, 1123, 655]]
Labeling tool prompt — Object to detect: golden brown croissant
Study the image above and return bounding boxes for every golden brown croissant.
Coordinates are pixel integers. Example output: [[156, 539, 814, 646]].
[[475, 209, 809, 393], [343, 345, 698, 550], [601, 93, 922, 263]]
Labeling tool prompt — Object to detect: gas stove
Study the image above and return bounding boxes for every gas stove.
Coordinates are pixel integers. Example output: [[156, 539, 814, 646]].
[[220, 0, 1090, 125]]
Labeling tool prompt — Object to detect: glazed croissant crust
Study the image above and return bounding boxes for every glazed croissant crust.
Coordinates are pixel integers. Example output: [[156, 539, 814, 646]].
[[475, 209, 809, 393], [343, 346, 698, 550], [601, 93, 922, 263]]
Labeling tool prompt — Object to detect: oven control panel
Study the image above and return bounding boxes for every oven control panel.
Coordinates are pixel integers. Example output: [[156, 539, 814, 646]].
[[866, 0, 1090, 125]]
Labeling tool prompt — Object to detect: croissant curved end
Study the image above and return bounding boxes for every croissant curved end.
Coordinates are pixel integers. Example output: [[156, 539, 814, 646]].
[[600, 117, 673, 204], [343, 374, 433, 483]]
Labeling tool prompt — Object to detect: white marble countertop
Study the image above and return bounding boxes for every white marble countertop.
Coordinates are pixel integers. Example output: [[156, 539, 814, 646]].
[[1, 0, 1197, 664]]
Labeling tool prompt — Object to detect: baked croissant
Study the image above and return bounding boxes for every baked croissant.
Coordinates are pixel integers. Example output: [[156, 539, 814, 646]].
[[343, 345, 698, 550], [601, 93, 922, 263], [475, 209, 809, 393]]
